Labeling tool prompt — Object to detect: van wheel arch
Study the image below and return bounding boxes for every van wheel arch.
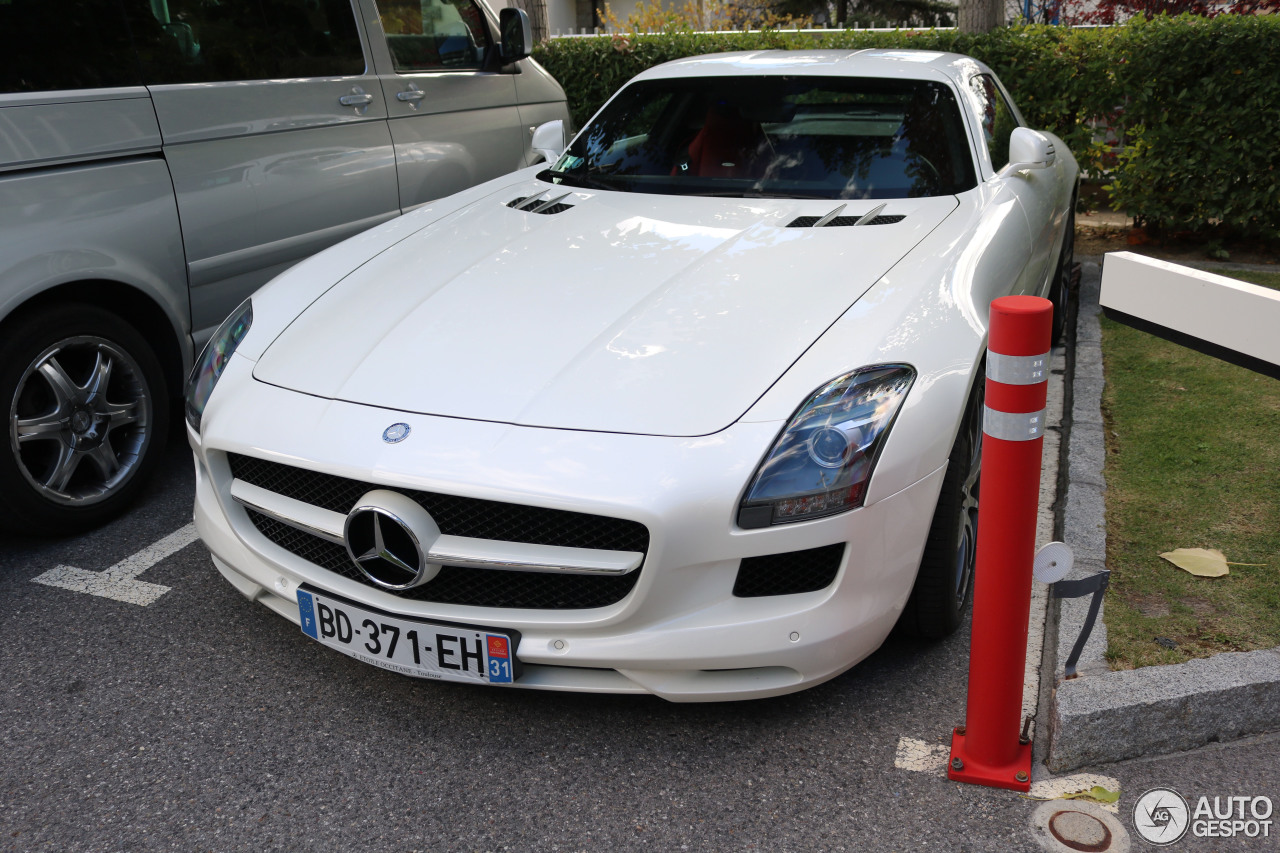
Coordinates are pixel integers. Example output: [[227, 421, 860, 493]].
[[9, 279, 188, 403]]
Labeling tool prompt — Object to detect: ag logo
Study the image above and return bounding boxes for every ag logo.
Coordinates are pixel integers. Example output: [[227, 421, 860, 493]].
[[1134, 787, 1191, 845]]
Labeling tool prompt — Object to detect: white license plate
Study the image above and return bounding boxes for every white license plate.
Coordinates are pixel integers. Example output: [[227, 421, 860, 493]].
[[296, 587, 518, 685]]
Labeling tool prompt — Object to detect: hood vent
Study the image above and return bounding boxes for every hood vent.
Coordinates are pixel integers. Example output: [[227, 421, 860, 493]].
[[507, 191, 574, 215], [787, 214, 905, 228], [789, 201, 902, 228]]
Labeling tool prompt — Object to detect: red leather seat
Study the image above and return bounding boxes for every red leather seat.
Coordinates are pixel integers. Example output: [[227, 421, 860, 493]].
[[680, 106, 764, 178]]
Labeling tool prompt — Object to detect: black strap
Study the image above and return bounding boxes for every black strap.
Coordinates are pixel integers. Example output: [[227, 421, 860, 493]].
[[1052, 571, 1110, 680]]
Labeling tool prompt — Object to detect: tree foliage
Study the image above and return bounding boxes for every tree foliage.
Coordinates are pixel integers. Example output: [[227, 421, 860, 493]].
[[602, 0, 955, 30], [1066, 0, 1280, 25]]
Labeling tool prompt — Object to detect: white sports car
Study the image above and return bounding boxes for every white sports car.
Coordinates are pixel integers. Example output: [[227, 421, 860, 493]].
[[188, 49, 1077, 701]]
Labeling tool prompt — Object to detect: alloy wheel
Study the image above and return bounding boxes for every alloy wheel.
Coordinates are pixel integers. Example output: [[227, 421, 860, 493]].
[[9, 336, 153, 506], [953, 389, 983, 607]]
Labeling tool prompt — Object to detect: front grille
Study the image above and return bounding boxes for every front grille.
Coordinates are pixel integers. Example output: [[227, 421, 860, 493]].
[[786, 215, 905, 228], [228, 454, 649, 610], [246, 511, 641, 609], [732, 543, 845, 598]]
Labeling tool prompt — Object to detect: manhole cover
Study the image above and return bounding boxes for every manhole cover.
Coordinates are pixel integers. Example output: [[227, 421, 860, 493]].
[[1031, 801, 1129, 853], [1050, 810, 1112, 851]]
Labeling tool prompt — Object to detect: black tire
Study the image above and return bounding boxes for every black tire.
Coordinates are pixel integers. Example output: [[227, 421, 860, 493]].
[[900, 374, 983, 639], [0, 304, 169, 536], [1048, 209, 1075, 344]]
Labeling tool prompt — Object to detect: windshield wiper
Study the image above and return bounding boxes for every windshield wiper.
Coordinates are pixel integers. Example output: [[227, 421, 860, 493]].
[[542, 168, 618, 192]]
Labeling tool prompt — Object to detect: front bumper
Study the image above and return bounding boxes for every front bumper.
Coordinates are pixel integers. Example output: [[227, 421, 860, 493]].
[[191, 359, 945, 701]]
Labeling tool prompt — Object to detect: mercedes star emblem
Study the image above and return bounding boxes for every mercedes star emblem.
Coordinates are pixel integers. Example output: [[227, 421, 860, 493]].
[[343, 490, 442, 590], [383, 422, 411, 443]]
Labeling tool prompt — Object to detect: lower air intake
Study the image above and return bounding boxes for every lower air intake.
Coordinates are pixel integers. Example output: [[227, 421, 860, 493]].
[[732, 543, 846, 598]]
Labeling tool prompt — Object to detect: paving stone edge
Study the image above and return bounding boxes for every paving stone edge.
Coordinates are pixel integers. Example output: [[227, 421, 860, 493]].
[[1046, 258, 1280, 773]]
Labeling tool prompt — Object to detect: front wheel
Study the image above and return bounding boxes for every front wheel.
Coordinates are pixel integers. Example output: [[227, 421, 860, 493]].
[[1048, 210, 1075, 344], [0, 305, 169, 536], [900, 374, 983, 639]]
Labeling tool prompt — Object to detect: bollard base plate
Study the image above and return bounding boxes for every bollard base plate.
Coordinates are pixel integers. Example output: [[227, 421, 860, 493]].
[[946, 727, 1032, 792]]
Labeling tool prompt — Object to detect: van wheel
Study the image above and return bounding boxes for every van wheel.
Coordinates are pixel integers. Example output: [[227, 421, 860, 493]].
[[0, 305, 168, 535], [900, 373, 983, 639]]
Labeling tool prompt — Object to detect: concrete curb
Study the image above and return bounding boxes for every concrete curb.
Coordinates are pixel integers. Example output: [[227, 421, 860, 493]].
[[1046, 257, 1280, 772]]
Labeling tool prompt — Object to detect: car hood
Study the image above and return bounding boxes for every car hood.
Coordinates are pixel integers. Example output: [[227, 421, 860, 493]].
[[253, 183, 957, 436]]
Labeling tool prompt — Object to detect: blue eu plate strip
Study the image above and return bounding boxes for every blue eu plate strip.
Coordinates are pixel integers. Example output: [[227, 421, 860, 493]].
[[297, 590, 319, 640]]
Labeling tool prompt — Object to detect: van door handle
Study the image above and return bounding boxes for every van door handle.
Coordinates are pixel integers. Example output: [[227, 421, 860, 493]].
[[339, 86, 374, 108], [396, 85, 425, 108]]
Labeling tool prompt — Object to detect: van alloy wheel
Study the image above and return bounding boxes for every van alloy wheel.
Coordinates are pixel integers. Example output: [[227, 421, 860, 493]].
[[10, 336, 153, 505], [0, 305, 168, 535]]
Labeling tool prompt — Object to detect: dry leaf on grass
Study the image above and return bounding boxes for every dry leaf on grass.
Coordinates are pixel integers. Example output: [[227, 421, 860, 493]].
[[1159, 548, 1267, 577], [1161, 548, 1230, 577]]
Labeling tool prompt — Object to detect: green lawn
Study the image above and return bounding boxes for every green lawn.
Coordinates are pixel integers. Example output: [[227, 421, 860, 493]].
[[1100, 269, 1280, 669]]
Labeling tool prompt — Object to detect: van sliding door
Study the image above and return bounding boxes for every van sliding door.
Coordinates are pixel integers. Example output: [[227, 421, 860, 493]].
[[141, 0, 400, 344]]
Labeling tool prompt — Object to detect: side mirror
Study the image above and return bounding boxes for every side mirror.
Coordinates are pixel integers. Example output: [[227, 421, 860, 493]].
[[499, 8, 532, 63], [531, 119, 566, 163], [1006, 127, 1056, 173]]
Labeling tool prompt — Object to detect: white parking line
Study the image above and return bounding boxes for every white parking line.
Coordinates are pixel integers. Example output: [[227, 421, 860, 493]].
[[894, 737, 951, 773], [32, 523, 198, 606], [1027, 773, 1123, 813]]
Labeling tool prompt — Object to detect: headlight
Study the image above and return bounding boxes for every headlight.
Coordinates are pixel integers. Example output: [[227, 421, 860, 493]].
[[738, 365, 915, 528], [185, 299, 253, 432]]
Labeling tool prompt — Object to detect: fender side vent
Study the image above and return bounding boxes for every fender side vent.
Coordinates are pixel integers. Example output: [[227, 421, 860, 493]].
[[507, 194, 574, 215], [787, 214, 905, 228]]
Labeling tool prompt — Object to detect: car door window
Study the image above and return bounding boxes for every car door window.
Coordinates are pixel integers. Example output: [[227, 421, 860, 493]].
[[135, 0, 366, 84], [971, 74, 1019, 172], [375, 0, 491, 72], [0, 0, 140, 92]]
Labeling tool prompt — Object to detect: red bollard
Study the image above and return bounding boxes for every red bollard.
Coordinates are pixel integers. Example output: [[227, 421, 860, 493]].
[[948, 295, 1053, 792]]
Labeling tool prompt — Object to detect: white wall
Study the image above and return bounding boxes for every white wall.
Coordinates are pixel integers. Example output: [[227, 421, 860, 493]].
[[546, 0, 579, 33]]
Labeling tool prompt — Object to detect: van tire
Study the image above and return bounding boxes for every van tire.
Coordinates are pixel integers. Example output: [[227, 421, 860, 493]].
[[0, 305, 169, 536]]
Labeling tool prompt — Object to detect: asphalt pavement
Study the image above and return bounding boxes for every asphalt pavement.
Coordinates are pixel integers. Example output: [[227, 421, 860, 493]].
[[2, 422, 1277, 851]]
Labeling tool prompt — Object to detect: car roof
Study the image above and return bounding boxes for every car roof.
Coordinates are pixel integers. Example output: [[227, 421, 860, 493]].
[[633, 49, 990, 87]]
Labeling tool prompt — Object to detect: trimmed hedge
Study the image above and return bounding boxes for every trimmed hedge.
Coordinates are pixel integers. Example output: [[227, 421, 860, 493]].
[[533, 16, 1280, 237]]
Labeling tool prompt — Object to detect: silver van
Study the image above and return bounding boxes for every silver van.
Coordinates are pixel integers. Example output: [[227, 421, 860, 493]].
[[0, 0, 568, 535]]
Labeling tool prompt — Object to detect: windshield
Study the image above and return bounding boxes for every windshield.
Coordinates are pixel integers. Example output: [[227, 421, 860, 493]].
[[542, 75, 978, 200]]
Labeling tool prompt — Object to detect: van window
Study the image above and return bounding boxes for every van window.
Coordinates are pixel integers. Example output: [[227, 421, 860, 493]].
[[136, 0, 366, 84], [0, 1, 366, 94], [376, 0, 491, 72], [0, 1, 141, 93]]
